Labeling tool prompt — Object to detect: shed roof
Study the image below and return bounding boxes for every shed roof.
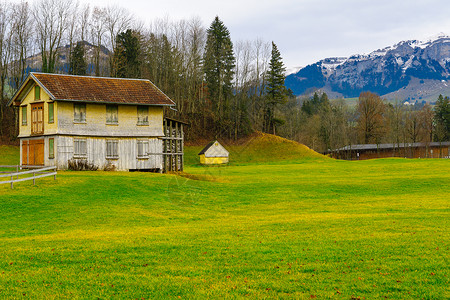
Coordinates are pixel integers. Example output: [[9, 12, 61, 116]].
[[9, 72, 175, 106], [198, 141, 217, 155], [198, 140, 229, 157]]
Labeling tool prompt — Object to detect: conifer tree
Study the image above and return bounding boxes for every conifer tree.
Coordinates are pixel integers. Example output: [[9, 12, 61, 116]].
[[203, 16, 235, 130], [69, 42, 87, 75], [113, 29, 141, 78], [264, 42, 287, 134], [434, 94, 450, 141]]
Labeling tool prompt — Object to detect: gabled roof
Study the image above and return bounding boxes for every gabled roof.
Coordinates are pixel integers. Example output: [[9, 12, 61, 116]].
[[198, 141, 217, 155], [9, 72, 175, 106], [198, 140, 229, 156]]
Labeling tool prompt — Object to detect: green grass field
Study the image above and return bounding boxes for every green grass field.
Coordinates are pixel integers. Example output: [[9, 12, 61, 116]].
[[0, 138, 449, 299]]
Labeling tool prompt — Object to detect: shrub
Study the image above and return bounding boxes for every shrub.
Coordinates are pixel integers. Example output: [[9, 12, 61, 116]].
[[68, 159, 98, 171], [102, 161, 116, 171]]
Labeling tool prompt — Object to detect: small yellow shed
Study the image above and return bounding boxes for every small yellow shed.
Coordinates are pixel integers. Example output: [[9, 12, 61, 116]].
[[198, 140, 229, 164]]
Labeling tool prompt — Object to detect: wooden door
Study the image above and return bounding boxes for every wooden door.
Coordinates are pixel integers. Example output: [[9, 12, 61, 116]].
[[33, 139, 44, 165], [31, 103, 44, 135], [24, 139, 45, 166], [22, 140, 29, 165]]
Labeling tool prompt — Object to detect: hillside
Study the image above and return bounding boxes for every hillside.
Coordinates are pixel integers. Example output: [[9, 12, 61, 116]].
[[23, 41, 110, 75], [185, 132, 325, 165], [286, 33, 450, 103], [0, 145, 19, 166]]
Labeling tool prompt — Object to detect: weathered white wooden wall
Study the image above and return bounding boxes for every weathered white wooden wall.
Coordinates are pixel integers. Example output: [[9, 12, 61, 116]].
[[56, 136, 163, 171]]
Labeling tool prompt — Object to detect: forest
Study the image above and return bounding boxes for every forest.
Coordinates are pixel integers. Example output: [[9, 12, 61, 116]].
[[0, 0, 449, 153]]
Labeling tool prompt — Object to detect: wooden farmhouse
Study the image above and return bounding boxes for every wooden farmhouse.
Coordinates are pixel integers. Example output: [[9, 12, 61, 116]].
[[8, 72, 185, 172], [198, 140, 229, 164]]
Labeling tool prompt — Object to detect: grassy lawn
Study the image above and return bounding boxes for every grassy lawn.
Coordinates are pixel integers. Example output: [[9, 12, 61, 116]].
[[0, 145, 20, 168], [0, 141, 449, 299]]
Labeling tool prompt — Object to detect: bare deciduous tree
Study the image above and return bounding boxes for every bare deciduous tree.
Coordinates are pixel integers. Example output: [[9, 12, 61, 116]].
[[33, 0, 74, 73], [357, 92, 386, 144], [0, 1, 12, 137], [89, 7, 107, 76], [10, 1, 33, 87], [103, 5, 134, 74]]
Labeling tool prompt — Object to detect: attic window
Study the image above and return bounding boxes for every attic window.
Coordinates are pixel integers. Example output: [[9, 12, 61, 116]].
[[137, 106, 149, 125], [106, 105, 118, 125], [34, 85, 40, 100], [74, 103, 86, 123]]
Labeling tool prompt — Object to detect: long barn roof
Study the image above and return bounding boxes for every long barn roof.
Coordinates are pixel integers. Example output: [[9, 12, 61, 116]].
[[332, 142, 450, 152], [9, 73, 175, 106]]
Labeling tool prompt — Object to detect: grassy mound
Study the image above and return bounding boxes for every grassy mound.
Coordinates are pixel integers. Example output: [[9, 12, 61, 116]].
[[0, 145, 19, 165], [185, 132, 325, 165]]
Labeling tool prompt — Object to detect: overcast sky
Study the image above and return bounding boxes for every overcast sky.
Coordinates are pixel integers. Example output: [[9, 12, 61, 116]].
[[76, 0, 450, 71]]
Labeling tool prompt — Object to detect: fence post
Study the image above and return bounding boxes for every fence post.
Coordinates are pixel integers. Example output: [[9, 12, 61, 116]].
[[10, 175, 13, 189], [54, 167, 56, 180], [33, 172, 35, 185], [16, 166, 19, 180]]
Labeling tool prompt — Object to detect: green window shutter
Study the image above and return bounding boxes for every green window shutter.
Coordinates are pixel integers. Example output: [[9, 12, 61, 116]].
[[48, 103, 54, 123], [49, 138, 54, 159], [35, 86, 40, 100], [22, 106, 27, 125]]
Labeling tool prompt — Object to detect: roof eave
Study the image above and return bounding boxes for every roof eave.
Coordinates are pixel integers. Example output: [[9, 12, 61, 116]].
[[54, 98, 175, 106], [8, 74, 32, 107], [30, 73, 56, 100], [8, 72, 57, 107]]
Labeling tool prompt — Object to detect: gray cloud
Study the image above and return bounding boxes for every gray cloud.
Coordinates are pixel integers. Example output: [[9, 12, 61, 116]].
[[76, 0, 450, 68]]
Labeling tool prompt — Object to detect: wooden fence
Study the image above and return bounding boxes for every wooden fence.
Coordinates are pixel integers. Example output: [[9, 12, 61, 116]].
[[0, 165, 57, 189]]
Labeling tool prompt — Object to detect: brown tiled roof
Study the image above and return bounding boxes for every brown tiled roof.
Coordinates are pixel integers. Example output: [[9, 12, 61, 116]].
[[31, 73, 175, 106]]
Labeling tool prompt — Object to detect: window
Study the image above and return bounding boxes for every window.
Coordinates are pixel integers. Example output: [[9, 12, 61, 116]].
[[137, 106, 149, 125], [73, 139, 87, 158], [49, 138, 54, 159], [74, 103, 86, 123], [106, 105, 118, 124], [21, 106, 27, 125], [35, 85, 40, 100], [48, 102, 54, 123], [106, 140, 119, 159], [137, 140, 149, 158]]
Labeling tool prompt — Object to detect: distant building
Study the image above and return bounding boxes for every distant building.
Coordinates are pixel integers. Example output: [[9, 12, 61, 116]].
[[198, 140, 229, 164], [8, 72, 185, 172], [328, 142, 450, 160]]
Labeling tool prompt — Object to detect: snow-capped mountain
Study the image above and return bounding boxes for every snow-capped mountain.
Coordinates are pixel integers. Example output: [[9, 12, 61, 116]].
[[285, 33, 450, 102]]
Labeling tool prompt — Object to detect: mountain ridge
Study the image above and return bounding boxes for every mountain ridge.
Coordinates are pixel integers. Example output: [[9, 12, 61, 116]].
[[286, 33, 450, 103]]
